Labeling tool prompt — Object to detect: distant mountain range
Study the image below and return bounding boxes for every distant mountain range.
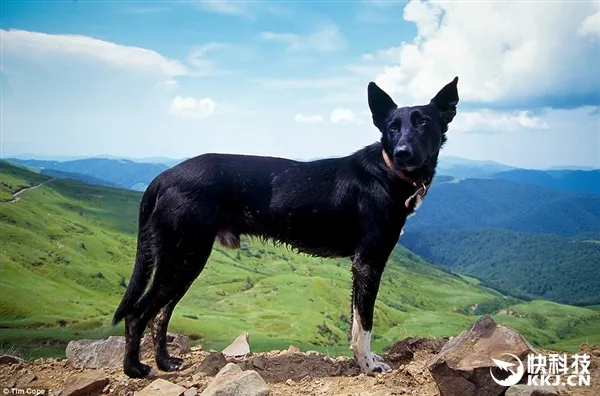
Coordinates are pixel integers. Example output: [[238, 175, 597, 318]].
[[490, 169, 600, 194], [400, 177, 600, 306], [436, 155, 517, 178], [404, 178, 600, 236], [7, 158, 169, 191], [6, 153, 186, 167]]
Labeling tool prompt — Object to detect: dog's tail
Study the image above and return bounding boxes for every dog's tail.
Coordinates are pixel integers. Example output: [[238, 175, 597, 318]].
[[112, 181, 160, 326]]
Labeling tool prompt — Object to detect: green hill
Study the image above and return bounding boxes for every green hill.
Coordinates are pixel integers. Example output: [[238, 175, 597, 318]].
[[0, 160, 598, 360]]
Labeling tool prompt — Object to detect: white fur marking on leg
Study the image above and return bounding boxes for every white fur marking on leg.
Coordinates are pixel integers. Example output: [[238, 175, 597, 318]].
[[351, 308, 391, 375]]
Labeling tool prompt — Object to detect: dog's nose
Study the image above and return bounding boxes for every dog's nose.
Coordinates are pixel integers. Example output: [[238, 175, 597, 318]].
[[394, 146, 412, 160]]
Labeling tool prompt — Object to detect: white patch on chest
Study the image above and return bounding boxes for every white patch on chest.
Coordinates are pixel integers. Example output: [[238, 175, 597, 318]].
[[406, 194, 424, 218], [350, 308, 391, 375]]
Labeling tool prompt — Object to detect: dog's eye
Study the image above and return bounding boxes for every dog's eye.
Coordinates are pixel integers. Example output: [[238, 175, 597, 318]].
[[389, 126, 399, 133], [418, 118, 429, 127]]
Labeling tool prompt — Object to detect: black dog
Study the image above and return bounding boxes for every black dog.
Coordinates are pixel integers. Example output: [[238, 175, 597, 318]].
[[113, 77, 459, 378]]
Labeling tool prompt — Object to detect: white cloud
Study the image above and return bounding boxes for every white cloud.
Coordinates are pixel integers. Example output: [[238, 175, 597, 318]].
[[330, 108, 363, 124], [260, 25, 345, 53], [1, 29, 187, 77], [453, 109, 549, 133], [372, 1, 600, 104], [294, 114, 323, 124], [169, 96, 217, 118], [443, 106, 600, 168], [578, 11, 600, 37]]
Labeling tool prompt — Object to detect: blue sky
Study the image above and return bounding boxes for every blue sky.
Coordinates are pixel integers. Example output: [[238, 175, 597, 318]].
[[1, 0, 599, 168]]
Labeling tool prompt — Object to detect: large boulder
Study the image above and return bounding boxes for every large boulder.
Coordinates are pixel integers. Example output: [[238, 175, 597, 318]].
[[66, 333, 191, 369], [200, 362, 270, 396], [65, 336, 125, 369], [428, 315, 537, 396]]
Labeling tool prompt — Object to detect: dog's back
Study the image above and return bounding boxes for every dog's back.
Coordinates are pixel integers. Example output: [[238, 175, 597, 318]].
[[149, 151, 379, 257]]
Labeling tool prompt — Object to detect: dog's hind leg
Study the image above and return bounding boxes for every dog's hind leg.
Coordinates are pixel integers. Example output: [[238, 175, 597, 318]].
[[150, 303, 181, 371], [123, 312, 151, 378], [150, 240, 213, 372], [123, 235, 214, 378], [350, 252, 392, 375]]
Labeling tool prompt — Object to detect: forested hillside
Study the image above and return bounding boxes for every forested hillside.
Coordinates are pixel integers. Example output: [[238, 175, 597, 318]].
[[404, 178, 600, 236], [400, 229, 600, 305]]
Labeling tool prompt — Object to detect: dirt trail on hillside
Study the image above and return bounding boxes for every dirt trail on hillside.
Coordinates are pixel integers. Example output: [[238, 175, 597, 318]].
[[1, 342, 598, 396], [4, 178, 55, 203]]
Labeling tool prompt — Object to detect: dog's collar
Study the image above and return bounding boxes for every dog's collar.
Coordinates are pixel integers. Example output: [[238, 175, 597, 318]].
[[382, 149, 433, 208]]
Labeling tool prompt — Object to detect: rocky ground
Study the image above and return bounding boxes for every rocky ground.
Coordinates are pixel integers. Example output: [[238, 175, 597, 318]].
[[0, 340, 452, 396], [0, 317, 598, 396]]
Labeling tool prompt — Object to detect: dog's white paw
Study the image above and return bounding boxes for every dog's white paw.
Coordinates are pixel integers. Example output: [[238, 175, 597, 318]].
[[372, 353, 385, 362], [356, 352, 392, 375]]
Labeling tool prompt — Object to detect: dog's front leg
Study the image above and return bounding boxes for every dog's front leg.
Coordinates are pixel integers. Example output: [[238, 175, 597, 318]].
[[350, 255, 391, 375]]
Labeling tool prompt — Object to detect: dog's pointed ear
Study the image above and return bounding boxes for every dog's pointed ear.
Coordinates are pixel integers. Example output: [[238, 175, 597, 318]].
[[368, 82, 397, 129], [431, 76, 459, 124]]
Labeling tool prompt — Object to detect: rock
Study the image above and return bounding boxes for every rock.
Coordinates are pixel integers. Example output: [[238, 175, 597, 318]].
[[66, 333, 191, 369], [18, 371, 37, 386], [288, 345, 300, 353], [194, 352, 227, 376], [192, 372, 208, 382], [251, 355, 267, 370], [135, 379, 186, 396], [62, 371, 109, 396], [200, 362, 270, 396], [222, 332, 250, 357], [0, 355, 25, 365], [505, 385, 559, 396], [184, 388, 199, 396], [428, 315, 536, 396], [66, 336, 125, 369]]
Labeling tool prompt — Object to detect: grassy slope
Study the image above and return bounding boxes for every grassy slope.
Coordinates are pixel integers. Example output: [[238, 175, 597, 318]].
[[0, 162, 51, 202], [0, 161, 598, 359]]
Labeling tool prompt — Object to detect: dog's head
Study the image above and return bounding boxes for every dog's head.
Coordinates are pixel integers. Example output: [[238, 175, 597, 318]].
[[368, 77, 459, 172]]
